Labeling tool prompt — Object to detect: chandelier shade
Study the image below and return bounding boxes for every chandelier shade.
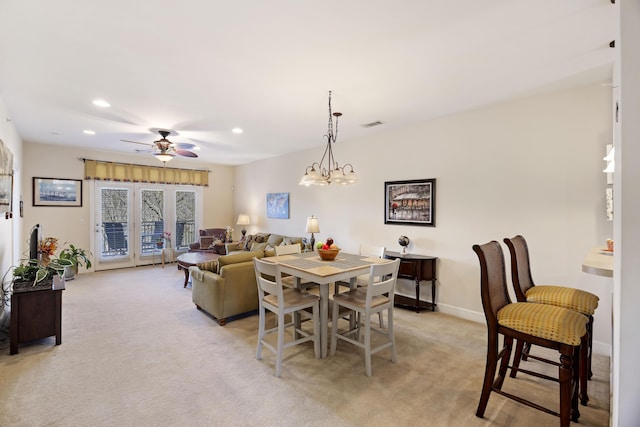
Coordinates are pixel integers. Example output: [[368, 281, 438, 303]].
[[299, 91, 358, 186], [154, 152, 175, 163]]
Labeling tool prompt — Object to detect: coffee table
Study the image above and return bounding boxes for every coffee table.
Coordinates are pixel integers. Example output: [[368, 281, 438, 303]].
[[177, 252, 220, 288]]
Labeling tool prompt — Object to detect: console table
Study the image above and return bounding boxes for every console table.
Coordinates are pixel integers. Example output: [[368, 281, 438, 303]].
[[385, 251, 438, 312], [10, 277, 65, 355]]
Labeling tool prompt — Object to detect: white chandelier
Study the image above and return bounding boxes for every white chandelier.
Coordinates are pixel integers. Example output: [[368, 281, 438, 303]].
[[299, 91, 358, 186]]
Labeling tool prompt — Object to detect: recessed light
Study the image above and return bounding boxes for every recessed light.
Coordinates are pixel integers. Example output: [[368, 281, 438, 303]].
[[232, 128, 243, 134], [83, 130, 96, 135], [92, 99, 111, 108]]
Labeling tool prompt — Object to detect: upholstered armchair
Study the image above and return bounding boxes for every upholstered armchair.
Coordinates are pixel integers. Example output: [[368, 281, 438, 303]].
[[188, 228, 228, 255]]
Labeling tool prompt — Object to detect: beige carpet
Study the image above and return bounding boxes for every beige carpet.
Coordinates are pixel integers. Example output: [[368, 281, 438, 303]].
[[0, 265, 610, 426]]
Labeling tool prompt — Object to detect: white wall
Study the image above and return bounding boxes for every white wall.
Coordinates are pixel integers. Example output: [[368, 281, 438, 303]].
[[613, 1, 640, 424], [20, 143, 235, 264], [0, 98, 24, 325], [234, 84, 613, 354]]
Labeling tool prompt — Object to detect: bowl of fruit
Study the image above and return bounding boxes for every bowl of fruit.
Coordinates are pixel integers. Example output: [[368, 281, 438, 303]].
[[317, 238, 340, 261]]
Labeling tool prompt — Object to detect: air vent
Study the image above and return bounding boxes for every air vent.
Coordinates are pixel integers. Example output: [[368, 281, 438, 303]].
[[361, 121, 383, 128]]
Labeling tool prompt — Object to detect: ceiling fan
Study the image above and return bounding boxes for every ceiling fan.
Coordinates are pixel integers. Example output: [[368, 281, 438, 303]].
[[121, 129, 198, 163]]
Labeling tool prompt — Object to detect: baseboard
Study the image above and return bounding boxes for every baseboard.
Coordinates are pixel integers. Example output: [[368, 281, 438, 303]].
[[435, 302, 486, 324]]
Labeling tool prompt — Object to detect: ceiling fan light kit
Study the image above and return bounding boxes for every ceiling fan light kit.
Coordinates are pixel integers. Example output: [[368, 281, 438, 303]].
[[122, 129, 198, 164], [299, 91, 358, 186]]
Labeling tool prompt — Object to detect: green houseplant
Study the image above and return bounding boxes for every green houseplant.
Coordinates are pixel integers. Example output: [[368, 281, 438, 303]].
[[12, 258, 69, 289], [59, 243, 93, 280]]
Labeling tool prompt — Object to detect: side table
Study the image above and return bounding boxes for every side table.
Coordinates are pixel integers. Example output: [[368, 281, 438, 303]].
[[385, 251, 438, 312], [162, 247, 175, 267], [10, 276, 65, 355]]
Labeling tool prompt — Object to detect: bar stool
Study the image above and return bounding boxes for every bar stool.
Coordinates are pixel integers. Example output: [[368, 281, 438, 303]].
[[504, 235, 598, 405], [473, 241, 588, 426]]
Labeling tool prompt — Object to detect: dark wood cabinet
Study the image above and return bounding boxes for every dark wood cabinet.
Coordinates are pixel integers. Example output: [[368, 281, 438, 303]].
[[10, 278, 65, 355], [385, 251, 438, 312]]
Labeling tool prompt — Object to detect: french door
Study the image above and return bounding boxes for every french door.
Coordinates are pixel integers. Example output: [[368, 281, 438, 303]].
[[93, 182, 201, 271]]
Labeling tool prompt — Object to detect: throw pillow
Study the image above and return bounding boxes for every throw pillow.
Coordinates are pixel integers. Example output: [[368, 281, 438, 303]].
[[196, 260, 218, 272], [250, 241, 269, 253], [267, 234, 284, 247], [264, 244, 276, 257], [242, 236, 253, 251]]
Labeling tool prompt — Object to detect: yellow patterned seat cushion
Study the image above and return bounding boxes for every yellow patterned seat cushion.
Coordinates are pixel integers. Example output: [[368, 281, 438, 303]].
[[497, 303, 588, 346], [526, 285, 599, 315]]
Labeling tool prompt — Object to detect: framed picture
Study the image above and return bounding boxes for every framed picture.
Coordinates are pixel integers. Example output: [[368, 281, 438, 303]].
[[384, 179, 436, 226], [0, 138, 13, 218], [33, 177, 83, 207], [0, 173, 12, 218], [266, 192, 289, 219]]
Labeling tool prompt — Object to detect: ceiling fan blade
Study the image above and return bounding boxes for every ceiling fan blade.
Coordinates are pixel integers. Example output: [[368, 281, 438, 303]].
[[135, 148, 154, 153], [121, 139, 153, 146], [173, 142, 197, 150], [175, 149, 198, 158]]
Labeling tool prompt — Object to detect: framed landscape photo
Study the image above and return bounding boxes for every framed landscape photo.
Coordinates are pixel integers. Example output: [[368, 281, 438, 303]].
[[33, 177, 83, 207], [266, 192, 289, 219], [384, 178, 436, 226]]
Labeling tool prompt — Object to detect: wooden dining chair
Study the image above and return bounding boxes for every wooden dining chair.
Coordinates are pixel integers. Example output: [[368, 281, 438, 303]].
[[473, 241, 588, 426], [330, 258, 400, 377], [504, 235, 598, 405], [275, 244, 303, 288], [356, 244, 387, 327], [254, 258, 320, 377]]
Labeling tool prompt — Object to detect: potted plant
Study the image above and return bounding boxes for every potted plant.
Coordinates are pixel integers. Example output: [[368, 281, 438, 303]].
[[59, 243, 93, 280], [12, 258, 68, 290]]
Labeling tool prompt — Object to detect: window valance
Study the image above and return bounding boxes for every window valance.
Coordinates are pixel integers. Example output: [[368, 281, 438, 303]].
[[83, 159, 209, 186]]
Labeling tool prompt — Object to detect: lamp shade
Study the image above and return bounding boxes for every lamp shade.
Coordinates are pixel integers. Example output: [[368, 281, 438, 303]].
[[305, 216, 320, 233], [236, 214, 250, 226], [154, 152, 175, 163]]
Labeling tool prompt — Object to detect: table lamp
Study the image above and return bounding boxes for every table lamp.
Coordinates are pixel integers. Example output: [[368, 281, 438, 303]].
[[305, 215, 320, 250], [237, 214, 250, 238]]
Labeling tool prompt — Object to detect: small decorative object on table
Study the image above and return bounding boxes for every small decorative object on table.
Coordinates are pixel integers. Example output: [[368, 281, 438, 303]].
[[398, 235, 410, 254], [318, 248, 340, 261]]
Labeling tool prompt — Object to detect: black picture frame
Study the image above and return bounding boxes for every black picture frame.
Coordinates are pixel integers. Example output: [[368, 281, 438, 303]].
[[33, 177, 83, 207], [384, 179, 436, 226]]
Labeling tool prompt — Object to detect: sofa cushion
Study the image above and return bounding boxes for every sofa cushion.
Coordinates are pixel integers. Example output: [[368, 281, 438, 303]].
[[217, 250, 264, 271], [200, 236, 215, 248], [267, 234, 284, 247]]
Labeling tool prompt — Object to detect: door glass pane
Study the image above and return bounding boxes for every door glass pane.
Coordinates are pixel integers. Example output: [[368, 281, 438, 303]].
[[176, 190, 196, 249], [141, 189, 164, 254], [100, 188, 129, 258]]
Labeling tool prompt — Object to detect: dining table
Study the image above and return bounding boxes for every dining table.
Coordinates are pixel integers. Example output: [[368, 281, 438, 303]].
[[264, 251, 389, 357]]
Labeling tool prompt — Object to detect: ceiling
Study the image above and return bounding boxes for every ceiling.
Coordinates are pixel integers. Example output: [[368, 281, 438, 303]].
[[0, 1, 615, 166]]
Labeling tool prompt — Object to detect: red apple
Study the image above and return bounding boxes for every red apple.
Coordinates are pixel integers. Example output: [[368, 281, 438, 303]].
[[322, 244, 330, 250]]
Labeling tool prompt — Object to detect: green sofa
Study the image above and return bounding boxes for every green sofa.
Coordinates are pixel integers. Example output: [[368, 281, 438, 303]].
[[190, 251, 264, 326], [190, 232, 305, 325]]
